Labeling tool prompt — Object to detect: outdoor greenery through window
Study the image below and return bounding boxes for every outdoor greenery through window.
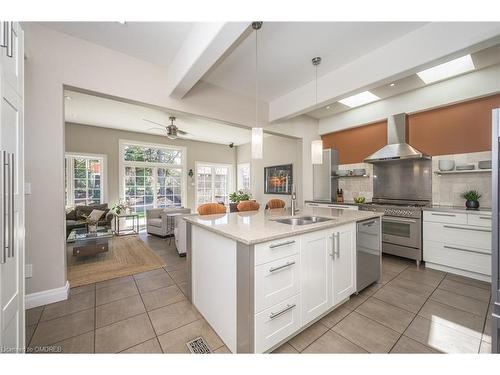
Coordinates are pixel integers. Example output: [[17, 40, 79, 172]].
[[121, 142, 184, 217], [65, 154, 105, 207], [196, 163, 232, 207]]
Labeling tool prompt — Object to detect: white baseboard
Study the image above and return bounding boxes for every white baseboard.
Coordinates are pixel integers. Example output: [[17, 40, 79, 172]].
[[25, 281, 70, 309]]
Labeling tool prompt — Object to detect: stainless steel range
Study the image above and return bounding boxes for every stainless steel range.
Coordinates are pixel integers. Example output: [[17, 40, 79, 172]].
[[360, 199, 430, 266], [361, 113, 432, 265]]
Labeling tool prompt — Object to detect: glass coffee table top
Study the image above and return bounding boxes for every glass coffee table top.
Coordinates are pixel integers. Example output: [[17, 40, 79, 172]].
[[67, 227, 113, 243]]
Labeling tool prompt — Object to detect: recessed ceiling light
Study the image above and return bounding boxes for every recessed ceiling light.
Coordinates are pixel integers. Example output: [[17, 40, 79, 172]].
[[417, 55, 475, 84], [65, 95, 72, 100], [390, 83, 395, 87], [338, 91, 380, 108], [326, 106, 331, 109]]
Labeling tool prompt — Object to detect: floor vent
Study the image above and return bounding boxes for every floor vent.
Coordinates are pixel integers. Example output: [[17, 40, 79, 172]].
[[186, 337, 213, 354]]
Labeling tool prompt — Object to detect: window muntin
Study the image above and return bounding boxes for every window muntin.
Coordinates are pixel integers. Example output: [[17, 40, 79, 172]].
[[196, 163, 232, 207], [65, 154, 105, 207]]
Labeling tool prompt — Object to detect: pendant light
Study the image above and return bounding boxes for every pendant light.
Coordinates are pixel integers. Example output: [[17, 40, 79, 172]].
[[251, 22, 263, 160], [311, 56, 324, 165]]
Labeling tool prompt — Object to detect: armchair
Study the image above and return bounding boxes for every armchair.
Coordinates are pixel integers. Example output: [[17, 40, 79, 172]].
[[146, 207, 191, 237]]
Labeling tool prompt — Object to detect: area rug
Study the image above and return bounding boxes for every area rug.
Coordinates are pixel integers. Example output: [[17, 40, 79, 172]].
[[67, 235, 166, 287]]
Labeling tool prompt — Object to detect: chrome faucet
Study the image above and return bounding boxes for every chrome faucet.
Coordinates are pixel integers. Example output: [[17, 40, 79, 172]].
[[291, 184, 299, 216]]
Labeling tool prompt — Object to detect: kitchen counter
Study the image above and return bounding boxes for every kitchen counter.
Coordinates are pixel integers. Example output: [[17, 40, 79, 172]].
[[184, 206, 382, 245], [304, 200, 363, 206], [424, 205, 492, 215]]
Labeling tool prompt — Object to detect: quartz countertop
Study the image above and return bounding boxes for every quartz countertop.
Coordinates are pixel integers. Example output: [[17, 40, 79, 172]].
[[424, 205, 492, 215], [184, 207, 383, 245], [304, 200, 363, 206]]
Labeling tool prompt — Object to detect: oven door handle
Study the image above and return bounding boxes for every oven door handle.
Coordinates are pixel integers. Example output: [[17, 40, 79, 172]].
[[382, 217, 417, 224]]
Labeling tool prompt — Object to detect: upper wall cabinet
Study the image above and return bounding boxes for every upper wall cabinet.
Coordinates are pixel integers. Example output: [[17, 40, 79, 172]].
[[1, 22, 24, 98]]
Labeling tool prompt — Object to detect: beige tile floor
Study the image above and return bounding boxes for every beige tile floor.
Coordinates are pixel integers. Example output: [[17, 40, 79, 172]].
[[26, 232, 493, 354]]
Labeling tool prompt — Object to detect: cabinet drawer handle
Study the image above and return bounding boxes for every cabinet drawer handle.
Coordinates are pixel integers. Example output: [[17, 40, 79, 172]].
[[269, 303, 296, 320], [362, 220, 376, 227], [443, 225, 491, 233], [269, 261, 295, 273], [431, 213, 456, 217], [269, 240, 295, 249], [478, 216, 491, 220], [443, 245, 490, 255], [308, 203, 319, 206]]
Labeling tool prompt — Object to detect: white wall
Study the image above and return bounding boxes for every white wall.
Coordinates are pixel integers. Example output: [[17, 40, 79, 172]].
[[318, 64, 500, 134], [236, 135, 303, 207]]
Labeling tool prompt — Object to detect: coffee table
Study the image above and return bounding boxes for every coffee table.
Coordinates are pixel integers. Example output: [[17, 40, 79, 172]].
[[67, 227, 113, 257]]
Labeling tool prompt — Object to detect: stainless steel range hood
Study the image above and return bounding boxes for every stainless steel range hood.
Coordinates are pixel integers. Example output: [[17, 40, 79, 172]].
[[364, 113, 429, 163]]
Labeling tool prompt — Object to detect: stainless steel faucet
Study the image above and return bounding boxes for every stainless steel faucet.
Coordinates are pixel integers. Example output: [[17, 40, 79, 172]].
[[291, 184, 299, 216]]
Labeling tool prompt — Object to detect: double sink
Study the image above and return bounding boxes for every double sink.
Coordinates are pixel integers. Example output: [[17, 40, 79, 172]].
[[273, 216, 334, 226]]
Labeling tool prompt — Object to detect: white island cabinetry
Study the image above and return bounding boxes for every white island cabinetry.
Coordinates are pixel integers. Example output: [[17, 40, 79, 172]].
[[186, 208, 379, 353]]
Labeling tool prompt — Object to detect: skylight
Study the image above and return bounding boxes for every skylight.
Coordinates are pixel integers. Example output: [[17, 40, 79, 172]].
[[338, 91, 380, 108], [417, 55, 475, 84]]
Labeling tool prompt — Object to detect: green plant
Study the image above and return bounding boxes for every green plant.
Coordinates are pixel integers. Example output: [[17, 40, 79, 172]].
[[112, 200, 130, 214], [353, 196, 366, 204], [229, 190, 252, 203], [461, 190, 482, 201]]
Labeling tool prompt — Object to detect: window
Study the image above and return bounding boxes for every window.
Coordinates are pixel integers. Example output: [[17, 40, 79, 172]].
[[196, 162, 233, 207], [65, 153, 106, 207], [237, 163, 251, 193], [120, 141, 186, 217]]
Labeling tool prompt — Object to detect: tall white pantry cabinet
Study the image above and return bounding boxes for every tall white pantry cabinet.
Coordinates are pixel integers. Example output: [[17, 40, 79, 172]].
[[0, 21, 25, 353]]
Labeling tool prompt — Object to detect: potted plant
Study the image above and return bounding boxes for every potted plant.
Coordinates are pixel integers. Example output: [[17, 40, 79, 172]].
[[461, 190, 482, 210], [229, 190, 252, 212], [112, 200, 130, 215]]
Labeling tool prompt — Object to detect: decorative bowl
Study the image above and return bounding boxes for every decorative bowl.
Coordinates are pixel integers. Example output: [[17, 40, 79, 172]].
[[438, 160, 455, 171]]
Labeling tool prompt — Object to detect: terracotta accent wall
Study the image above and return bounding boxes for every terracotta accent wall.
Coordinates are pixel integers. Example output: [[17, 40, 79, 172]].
[[321, 93, 500, 163], [408, 94, 500, 156], [321, 121, 387, 164]]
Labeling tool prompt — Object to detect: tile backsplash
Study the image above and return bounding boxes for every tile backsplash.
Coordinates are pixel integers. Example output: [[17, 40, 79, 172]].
[[337, 163, 374, 203], [338, 152, 491, 207], [432, 151, 492, 208]]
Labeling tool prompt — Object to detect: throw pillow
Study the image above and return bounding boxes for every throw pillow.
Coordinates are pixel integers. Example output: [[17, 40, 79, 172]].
[[88, 209, 105, 222]]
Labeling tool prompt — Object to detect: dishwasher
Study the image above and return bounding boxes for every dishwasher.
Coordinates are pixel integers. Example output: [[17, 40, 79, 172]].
[[356, 217, 381, 292]]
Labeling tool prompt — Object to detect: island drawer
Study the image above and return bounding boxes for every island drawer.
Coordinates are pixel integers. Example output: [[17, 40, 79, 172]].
[[254, 294, 301, 353], [255, 254, 300, 313], [423, 211, 467, 225], [254, 236, 300, 266]]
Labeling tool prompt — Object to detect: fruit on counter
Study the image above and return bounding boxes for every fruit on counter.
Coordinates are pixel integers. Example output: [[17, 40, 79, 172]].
[[353, 196, 366, 203]]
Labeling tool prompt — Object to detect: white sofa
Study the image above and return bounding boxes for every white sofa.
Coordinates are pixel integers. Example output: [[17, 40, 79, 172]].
[[146, 207, 191, 237]]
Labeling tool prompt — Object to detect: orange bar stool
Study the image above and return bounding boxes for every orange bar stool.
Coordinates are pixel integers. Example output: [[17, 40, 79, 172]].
[[237, 200, 260, 212], [265, 199, 286, 209], [197, 203, 226, 215]]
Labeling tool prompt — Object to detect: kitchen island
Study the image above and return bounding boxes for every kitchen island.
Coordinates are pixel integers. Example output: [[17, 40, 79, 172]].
[[184, 207, 382, 353]]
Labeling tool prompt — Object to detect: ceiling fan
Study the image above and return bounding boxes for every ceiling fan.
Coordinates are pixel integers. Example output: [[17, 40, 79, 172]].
[[143, 116, 191, 139]]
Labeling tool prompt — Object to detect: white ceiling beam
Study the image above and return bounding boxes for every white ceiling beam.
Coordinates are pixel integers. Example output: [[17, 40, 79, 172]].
[[269, 22, 500, 122], [166, 22, 251, 99]]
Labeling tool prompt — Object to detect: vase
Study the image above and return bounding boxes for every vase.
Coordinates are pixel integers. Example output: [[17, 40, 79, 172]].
[[465, 200, 480, 210], [88, 224, 97, 234]]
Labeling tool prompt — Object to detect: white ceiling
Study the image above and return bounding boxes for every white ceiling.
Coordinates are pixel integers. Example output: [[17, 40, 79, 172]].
[[203, 22, 428, 101], [307, 43, 500, 119], [41, 22, 194, 66], [64, 90, 253, 145]]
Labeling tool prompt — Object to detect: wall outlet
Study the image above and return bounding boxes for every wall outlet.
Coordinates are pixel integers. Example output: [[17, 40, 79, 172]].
[[25, 264, 33, 278]]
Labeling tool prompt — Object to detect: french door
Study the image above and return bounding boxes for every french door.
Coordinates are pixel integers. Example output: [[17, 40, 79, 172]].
[[195, 163, 233, 207]]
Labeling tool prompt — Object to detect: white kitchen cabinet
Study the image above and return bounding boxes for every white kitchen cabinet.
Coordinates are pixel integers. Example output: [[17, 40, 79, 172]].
[[254, 253, 300, 313], [1, 22, 23, 97], [332, 224, 356, 304], [423, 210, 491, 281], [300, 223, 356, 325], [300, 229, 333, 325]]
